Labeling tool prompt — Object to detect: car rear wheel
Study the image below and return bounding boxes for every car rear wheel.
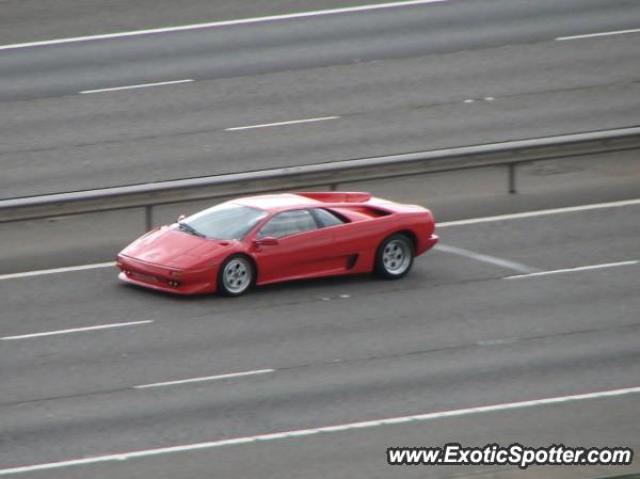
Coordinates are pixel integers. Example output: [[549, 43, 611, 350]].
[[218, 255, 254, 296], [375, 234, 414, 279]]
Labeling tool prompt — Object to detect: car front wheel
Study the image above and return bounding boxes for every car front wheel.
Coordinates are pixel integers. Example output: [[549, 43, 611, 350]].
[[375, 234, 414, 279], [218, 255, 254, 296]]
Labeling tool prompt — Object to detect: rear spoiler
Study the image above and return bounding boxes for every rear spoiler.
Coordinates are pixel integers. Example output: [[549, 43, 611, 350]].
[[296, 192, 372, 203]]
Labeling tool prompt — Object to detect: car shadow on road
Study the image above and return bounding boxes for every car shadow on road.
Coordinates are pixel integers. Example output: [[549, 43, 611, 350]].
[[115, 272, 399, 302]]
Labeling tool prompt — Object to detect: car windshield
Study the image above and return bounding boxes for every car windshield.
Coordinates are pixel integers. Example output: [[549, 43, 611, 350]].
[[179, 203, 266, 240]]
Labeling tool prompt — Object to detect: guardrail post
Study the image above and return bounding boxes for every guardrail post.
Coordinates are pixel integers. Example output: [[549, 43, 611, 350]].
[[145, 205, 153, 231], [329, 183, 338, 191], [508, 163, 517, 194]]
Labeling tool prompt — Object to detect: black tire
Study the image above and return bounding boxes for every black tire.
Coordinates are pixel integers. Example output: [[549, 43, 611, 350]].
[[217, 254, 254, 297], [374, 234, 415, 279]]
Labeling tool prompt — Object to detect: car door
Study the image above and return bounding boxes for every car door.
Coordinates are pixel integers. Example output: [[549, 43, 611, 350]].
[[252, 209, 335, 284], [314, 207, 390, 273]]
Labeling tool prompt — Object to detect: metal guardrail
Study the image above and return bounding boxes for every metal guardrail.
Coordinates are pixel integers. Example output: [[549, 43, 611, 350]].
[[1, 126, 639, 228]]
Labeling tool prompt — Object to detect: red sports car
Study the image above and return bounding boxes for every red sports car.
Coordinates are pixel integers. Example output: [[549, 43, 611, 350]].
[[117, 192, 438, 296]]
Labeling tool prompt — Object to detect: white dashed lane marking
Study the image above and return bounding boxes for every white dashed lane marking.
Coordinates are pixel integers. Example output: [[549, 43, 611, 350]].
[[134, 369, 274, 389], [504, 260, 638, 279], [80, 79, 193, 94], [1, 320, 153, 340], [225, 116, 339, 131], [556, 28, 640, 41]]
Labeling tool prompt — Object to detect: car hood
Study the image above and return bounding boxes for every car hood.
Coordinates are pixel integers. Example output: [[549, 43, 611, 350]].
[[120, 226, 230, 268]]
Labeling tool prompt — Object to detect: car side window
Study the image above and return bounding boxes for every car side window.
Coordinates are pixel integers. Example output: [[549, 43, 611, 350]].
[[312, 208, 346, 228], [257, 209, 318, 239]]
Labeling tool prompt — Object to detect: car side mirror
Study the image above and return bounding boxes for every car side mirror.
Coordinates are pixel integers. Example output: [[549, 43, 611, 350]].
[[253, 236, 279, 247], [177, 214, 186, 222]]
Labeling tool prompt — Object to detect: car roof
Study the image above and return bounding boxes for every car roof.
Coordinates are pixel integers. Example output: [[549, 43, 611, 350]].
[[233, 193, 321, 212]]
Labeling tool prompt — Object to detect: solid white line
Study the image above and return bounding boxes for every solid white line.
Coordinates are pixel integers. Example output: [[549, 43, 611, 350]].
[[438, 198, 640, 227], [0, 320, 153, 340], [135, 369, 275, 389], [435, 244, 540, 274], [0, 0, 447, 51], [80, 79, 193, 94], [1, 385, 638, 476], [556, 28, 640, 41], [4, 198, 639, 281], [505, 260, 638, 280], [0, 262, 115, 281], [225, 116, 339, 131]]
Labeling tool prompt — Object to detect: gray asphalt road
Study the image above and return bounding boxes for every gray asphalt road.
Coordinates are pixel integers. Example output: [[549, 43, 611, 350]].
[[0, 0, 394, 45], [1, 201, 638, 477], [1, 0, 639, 197]]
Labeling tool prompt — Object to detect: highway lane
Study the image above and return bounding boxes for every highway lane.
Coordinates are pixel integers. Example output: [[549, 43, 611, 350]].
[[1, 202, 638, 476], [1, 0, 640, 197], [13, 395, 636, 479], [2, 0, 638, 100], [0, 0, 395, 45]]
